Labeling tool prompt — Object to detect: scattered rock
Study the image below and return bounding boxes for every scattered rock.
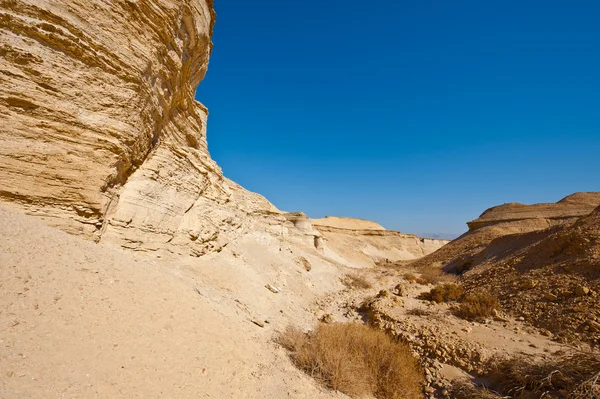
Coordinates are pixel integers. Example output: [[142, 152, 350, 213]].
[[587, 320, 600, 333], [251, 319, 265, 328], [299, 257, 312, 272], [544, 292, 558, 301], [393, 283, 406, 297], [265, 284, 280, 294], [521, 280, 539, 290]]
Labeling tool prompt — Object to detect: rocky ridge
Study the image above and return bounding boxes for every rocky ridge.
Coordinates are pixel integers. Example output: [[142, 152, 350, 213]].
[[412, 193, 600, 346], [313, 217, 448, 267], [411, 192, 600, 271]]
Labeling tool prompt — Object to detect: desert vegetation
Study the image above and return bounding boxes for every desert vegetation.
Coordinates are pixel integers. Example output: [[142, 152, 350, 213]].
[[341, 274, 372, 289], [450, 351, 600, 398], [418, 266, 457, 285], [454, 292, 499, 321], [278, 323, 423, 399], [419, 283, 464, 303], [419, 284, 499, 321]]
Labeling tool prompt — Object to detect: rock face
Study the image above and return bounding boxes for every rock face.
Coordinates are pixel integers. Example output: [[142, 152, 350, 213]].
[[0, 0, 282, 256], [467, 192, 600, 231], [312, 217, 448, 266], [0, 0, 448, 260], [312, 216, 386, 231], [412, 192, 600, 271], [460, 205, 600, 345]]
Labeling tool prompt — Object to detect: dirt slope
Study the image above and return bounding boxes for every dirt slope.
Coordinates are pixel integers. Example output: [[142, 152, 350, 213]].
[[411, 192, 600, 272], [0, 205, 347, 398], [410, 193, 600, 346], [461, 205, 600, 345]]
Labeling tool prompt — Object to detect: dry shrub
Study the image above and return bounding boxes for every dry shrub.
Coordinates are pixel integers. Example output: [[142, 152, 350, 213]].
[[454, 292, 499, 321], [448, 382, 501, 399], [403, 273, 418, 283], [341, 274, 372, 290], [279, 323, 423, 399], [299, 256, 312, 271], [406, 308, 432, 317], [419, 283, 464, 303], [483, 351, 600, 398], [417, 267, 457, 285]]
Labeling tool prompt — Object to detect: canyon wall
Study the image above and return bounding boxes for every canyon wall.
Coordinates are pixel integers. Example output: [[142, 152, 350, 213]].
[[312, 217, 448, 266], [0, 0, 282, 256], [0, 0, 445, 261]]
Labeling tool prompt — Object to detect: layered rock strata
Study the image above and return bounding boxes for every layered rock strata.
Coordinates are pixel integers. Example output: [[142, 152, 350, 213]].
[[312, 217, 448, 266], [0, 0, 282, 256]]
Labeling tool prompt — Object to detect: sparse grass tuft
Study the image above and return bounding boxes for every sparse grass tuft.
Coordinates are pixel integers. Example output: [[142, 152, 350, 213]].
[[472, 351, 600, 398], [406, 308, 432, 317], [341, 274, 372, 290], [412, 267, 457, 285], [454, 292, 499, 321], [403, 273, 418, 283], [448, 383, 501, 398], [419, 283, 464, 303], [279, 323, 423, 399]]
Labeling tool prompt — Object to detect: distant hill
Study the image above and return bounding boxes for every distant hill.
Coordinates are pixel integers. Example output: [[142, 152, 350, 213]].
[[412, 192, 600, 345]]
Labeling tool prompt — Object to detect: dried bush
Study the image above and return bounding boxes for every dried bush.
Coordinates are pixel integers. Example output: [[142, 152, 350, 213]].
[[406, 308, 432, 317], [403, 273, 418, 283], [417, 267, 457, 285], [486, 351, 600, 398], [278, 323, 423, 399], [341, 274, 372, 290], [419, 283, 464, 303], [448, 351, 600, 398], [454, 292, 499, 321], [448, 382, 501, 399]]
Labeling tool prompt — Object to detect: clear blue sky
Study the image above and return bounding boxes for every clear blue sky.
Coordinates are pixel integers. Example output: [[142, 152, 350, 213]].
[[196, 0, 600, 237]]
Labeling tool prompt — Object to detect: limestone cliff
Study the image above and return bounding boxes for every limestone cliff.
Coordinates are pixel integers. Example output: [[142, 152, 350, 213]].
[[0, 0, 444, 261], [312, 217, 448, 266], [0, 0, 280, 256]]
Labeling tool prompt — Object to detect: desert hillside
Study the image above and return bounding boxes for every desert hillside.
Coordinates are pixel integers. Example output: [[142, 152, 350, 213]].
[[0, 205, 345, 398], [0, 1, 445, 398], [411, 192, 600, 272], [411, 193, 600, 346], [1, 1, 599, 399]]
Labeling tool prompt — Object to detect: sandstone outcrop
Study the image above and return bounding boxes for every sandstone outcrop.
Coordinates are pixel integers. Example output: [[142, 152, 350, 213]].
[[0, 1, 447, 262], [313, 216, 448, 266], [460, 205, 600, 345], [0, 0, 290, 257], [467, 192, 600, 231], [412, 192, 600, 271], [312, 216, 386, 231], [1, 0, 215, 235]]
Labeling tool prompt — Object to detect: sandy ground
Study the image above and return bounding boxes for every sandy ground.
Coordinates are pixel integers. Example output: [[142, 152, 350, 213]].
[[0, 205, 348, 399]]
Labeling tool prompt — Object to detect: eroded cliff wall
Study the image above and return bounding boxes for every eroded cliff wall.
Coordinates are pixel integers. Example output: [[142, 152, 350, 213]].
[[1, 0, 217, 230], [0, 0, 445, 260], [0, 0, 280, 256]]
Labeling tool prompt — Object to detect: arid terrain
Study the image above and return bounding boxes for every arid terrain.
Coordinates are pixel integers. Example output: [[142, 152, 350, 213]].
[[1, 1, 599, 398]]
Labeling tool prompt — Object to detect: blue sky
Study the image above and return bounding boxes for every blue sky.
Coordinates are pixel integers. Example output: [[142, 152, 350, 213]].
[[196, 0, 600, 237]]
